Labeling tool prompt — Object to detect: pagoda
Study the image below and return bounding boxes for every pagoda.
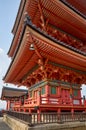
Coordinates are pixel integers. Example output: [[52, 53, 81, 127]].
[[3, 0, 86, 114]]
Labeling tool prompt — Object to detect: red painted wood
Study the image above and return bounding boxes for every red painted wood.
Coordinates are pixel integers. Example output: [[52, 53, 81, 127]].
[[3, 0, 86, 114]]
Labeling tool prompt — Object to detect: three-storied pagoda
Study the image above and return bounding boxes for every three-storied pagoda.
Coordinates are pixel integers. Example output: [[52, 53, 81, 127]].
[[2, 0, 86, 114]]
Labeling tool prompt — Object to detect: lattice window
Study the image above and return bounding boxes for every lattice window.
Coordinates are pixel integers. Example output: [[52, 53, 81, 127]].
[[41, 86, 45, 95], [74, 90, 78, 97], [51, 86, 56, 94]]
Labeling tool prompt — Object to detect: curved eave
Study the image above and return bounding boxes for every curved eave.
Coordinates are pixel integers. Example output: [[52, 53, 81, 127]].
[[26, 22, 86, 71], [60, 0, 86, 18], [1, 86, 28, 100], [43, 0, 86, 41], [8, 0, 27, 57], [26, 19, 86, 57], [8, 0, 86, 57], [4, 25, 38, 84], [8, 29, 20, 57], [28, 0, 86, 41], [12, 0, 26, 35], [4, 21, 86, 85]]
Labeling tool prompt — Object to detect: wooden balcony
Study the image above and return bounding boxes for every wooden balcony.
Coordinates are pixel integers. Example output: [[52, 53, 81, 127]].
[[14, 101, 21, 105], [13, 95, 84, 111]]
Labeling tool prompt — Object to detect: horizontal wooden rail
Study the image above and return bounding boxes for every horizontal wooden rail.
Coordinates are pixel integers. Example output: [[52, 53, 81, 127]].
[[6, 111, 86, 126], [13, 96, 83, 108], [6, 111, 32, 125]]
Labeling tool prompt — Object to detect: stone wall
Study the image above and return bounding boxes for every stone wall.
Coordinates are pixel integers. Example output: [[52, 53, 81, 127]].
[[3, 114, 29, 130], [3, 114, 86, 130], [28, 122, 86, 130]]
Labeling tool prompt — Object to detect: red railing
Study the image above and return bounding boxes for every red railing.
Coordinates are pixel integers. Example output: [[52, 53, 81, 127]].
[[14, 101, 21, 106], [13, 95, 84, 109]]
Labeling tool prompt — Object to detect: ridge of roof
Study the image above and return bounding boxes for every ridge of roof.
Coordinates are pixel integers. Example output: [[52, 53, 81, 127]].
[[2, 86, 28, 92]]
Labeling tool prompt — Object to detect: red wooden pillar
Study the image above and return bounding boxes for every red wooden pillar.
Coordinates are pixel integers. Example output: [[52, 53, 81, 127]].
[[38, 89, 41, 105], [71, 109, 74, 119], [18, 108, 21, 112], [70, 88, 73, 105], [46, 85, 49, 104], [57, 108, 61, 113], [24, 108, 26, 112], [37, 109, 41, 122], [57, 86, 61, 97], [8, 101, 10, 110], [57, 108, 61, 121], [6, 101, 8, 110], [46, 85, 49, 95], [57, 86, 61, 104], [6, 100, 10, 110], [29, 108, 31, 113]]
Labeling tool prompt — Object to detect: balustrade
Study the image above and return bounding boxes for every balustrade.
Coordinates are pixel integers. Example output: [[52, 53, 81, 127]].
[[14, 101, 21, 106], [13, 95, 85, 110], [6, 111, 86, 126]]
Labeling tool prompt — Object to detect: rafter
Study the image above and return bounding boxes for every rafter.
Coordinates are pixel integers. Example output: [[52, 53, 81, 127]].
[[37, 0, 49, 32], [21, 63, 86, 87], [38, 0, 46, 31], [46, 24, 84, 51], [30, 32, 42, 59]]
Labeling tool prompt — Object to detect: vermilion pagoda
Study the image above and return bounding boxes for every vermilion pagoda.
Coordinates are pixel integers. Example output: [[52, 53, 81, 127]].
[[2, 0, 86, 114]]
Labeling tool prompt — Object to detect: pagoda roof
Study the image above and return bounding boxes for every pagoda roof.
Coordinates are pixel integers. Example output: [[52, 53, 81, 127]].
[[60, 0, 86, 19], [8, 0, 86, 58], [12, 0, 26, 35], [1, 86, 28, 100], [3, 18, 86, 85]]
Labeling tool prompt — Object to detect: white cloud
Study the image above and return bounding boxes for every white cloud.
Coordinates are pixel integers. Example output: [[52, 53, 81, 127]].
[[0, 48, 4, 55], [0, 49, 26, 109], [0, 49, 11, 109], [81, 84, 86, 97], [0, 100, 6, 110]]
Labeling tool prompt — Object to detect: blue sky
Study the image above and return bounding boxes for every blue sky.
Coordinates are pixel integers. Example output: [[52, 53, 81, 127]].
[[0, 0, 21, 109], [0, 0, 20, 52], [0, 0, 86, 109]]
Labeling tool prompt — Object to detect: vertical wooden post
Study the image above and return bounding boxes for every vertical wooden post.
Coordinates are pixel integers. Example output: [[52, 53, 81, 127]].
[[46, 85, 49, 104], [6, 100, 8, 110], [24, 108, 26, 112], [58, 86, 61, 104], [6, 100, 10, 110], [57, 108, 61, 122], [46, 85, 49, 95], [37, 109, 41, 122], [29, 108, 31, 114], [18, 108, 20, 112], [38, 89, 41, 105], [70, 87, 73, 105], [58, 108, 61, 113], [71, 109, 74, 119], [58, 86, 61, 97]]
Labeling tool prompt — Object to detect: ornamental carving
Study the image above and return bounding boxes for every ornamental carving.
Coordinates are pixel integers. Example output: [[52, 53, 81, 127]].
[[22, 61, 86, 87], [37, 0, 84, 51], [46, 25, 83, 50]]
